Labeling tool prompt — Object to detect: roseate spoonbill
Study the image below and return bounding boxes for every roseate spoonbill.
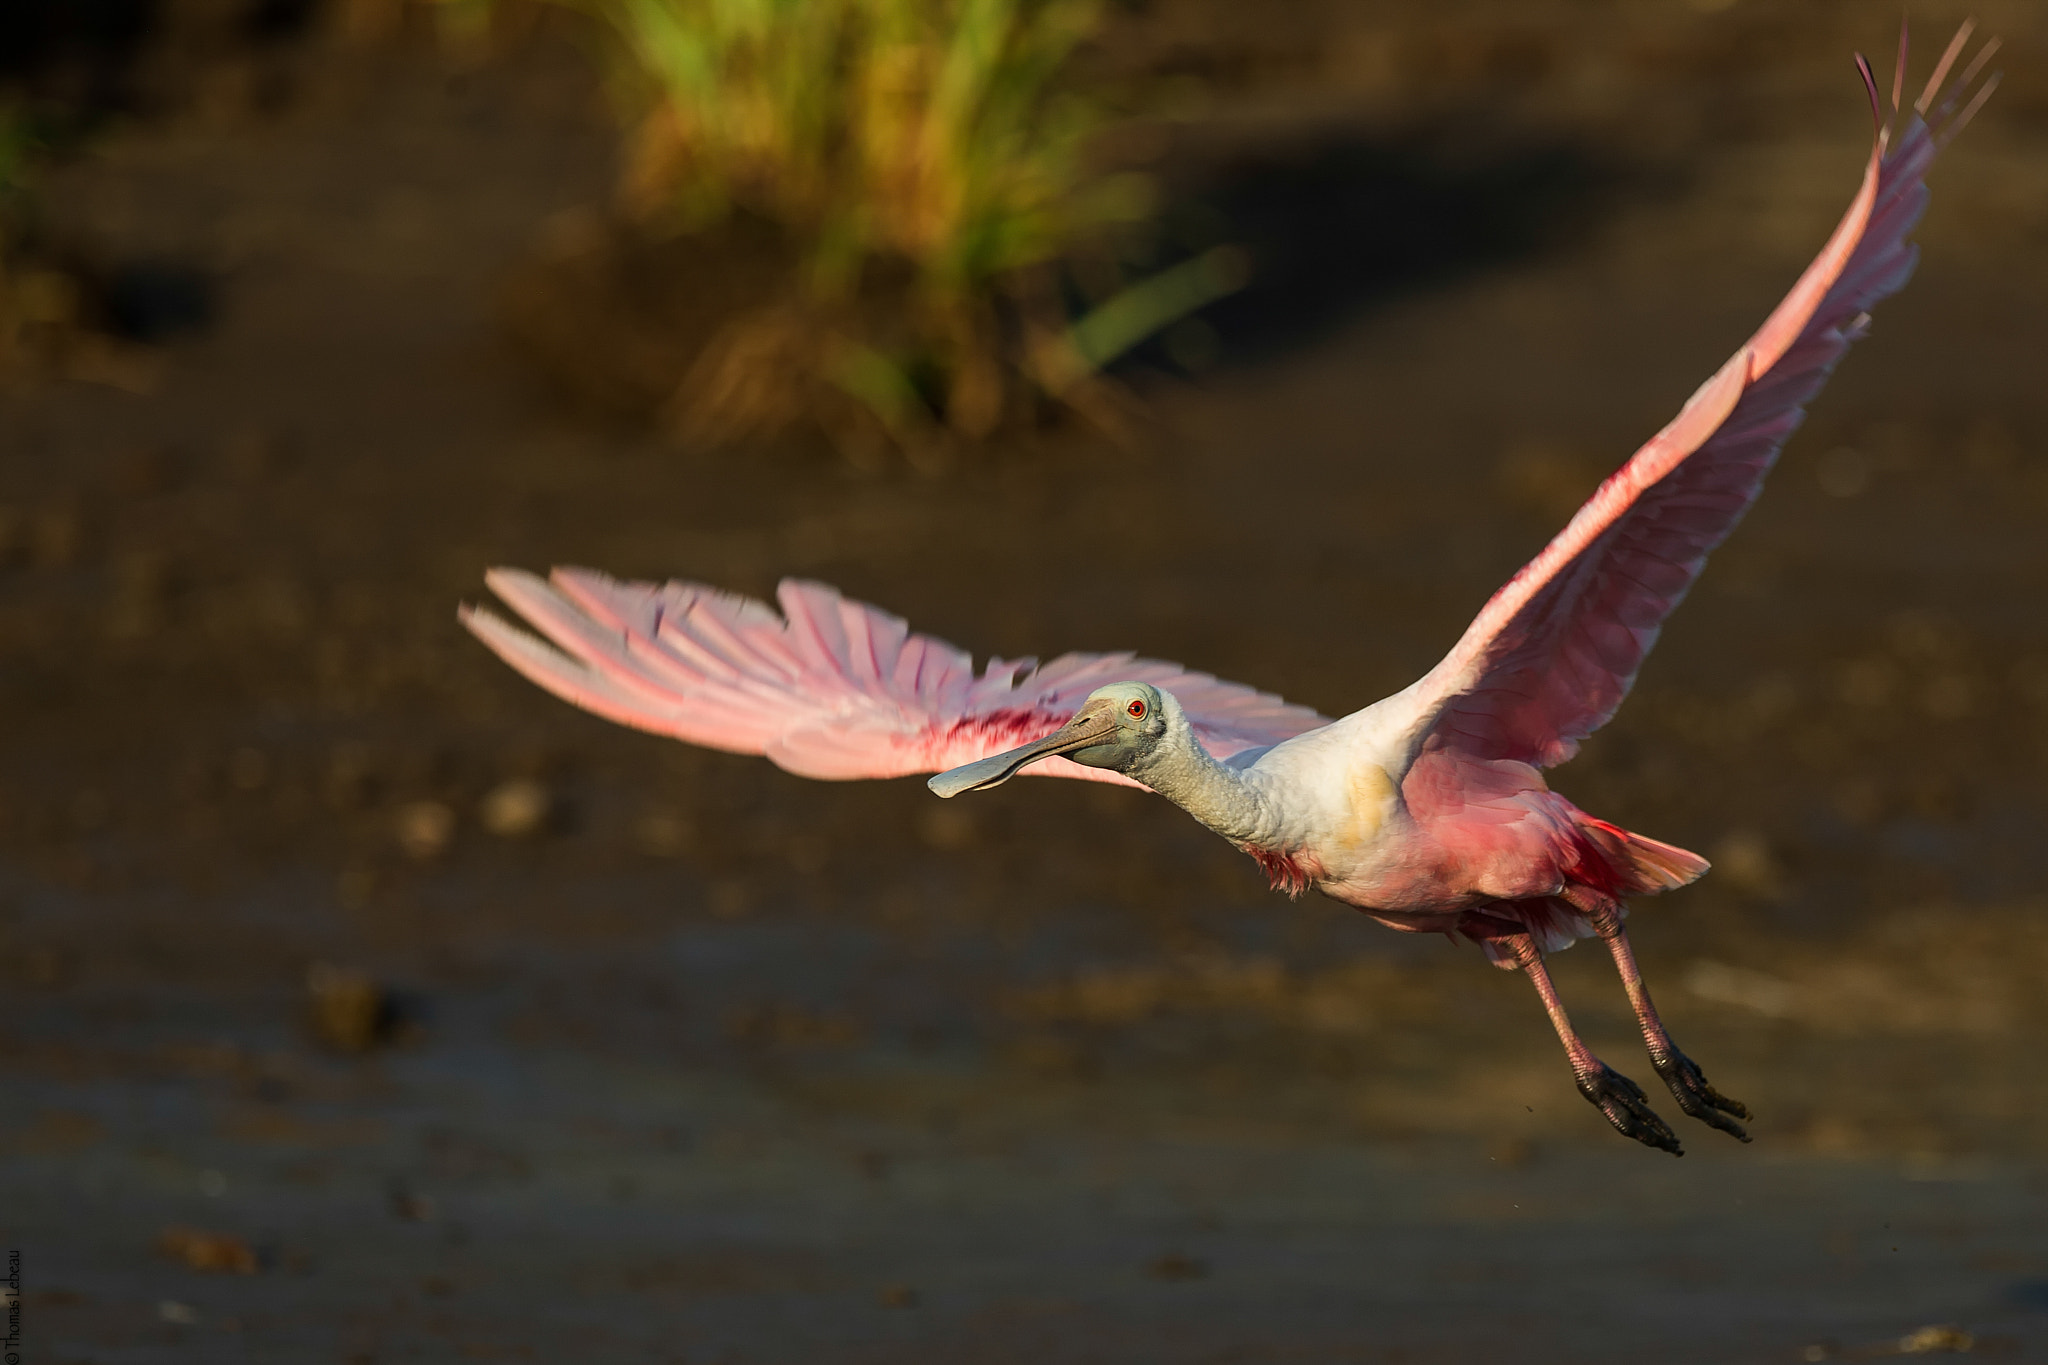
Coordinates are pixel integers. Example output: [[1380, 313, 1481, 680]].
[[462, 29, 1996, 1153]]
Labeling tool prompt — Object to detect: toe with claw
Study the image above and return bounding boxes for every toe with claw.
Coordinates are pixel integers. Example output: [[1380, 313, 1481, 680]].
[[1652, 1049, 1751, 1142], [1576, 1063, 1684, 1155]]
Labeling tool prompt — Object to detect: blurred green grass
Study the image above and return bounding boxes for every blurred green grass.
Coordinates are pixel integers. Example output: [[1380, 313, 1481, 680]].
[[594, 0, 1130, 295], [494, 0, 1236, 452]]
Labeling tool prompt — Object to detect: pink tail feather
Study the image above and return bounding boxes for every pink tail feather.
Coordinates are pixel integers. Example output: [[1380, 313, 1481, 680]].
[[1578, 817, 1710, 897]]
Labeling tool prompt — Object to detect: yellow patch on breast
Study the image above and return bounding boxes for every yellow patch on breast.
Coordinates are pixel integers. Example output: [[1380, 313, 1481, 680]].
[[1341, 761, 1398, 850]]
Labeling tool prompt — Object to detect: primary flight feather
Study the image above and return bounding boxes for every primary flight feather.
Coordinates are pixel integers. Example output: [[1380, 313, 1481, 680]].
[[462, 28, 1996, 1153]]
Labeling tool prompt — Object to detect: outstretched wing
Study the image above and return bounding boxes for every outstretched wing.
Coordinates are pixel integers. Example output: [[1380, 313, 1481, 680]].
[[1390, 27, 1995, 775], [462, 568, 1330, 784]]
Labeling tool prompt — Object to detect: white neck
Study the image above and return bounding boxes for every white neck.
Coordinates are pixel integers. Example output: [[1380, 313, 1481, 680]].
[[1126, 696, 1271, 845]]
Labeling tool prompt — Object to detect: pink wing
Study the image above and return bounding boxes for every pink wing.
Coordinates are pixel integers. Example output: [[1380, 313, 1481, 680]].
[[461, 568, 1329, 784], [1397, 28, 1996, 775]]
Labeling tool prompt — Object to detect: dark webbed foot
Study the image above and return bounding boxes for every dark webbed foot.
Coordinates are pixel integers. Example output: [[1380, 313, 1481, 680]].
[[1652, 1049, 1751, 1142], [1576, 1064, 1684, 1155]]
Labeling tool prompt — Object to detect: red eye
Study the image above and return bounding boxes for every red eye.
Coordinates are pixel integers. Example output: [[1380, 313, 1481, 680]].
[[1126, 699, 1146, 719]]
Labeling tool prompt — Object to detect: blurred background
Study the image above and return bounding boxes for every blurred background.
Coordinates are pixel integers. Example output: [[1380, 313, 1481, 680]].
[[2, 0, 2045, 1360]]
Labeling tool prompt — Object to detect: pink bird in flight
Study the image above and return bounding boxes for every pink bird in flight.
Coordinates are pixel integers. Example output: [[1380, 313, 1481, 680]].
[[463, 28, 1997, 1154]]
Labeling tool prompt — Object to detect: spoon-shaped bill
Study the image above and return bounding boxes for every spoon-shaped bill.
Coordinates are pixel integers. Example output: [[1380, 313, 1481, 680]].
[[927, 704, 1118, 798]]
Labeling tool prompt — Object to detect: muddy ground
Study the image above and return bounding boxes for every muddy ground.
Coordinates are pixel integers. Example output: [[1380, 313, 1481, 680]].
[[2, 3, 2047, 1361]]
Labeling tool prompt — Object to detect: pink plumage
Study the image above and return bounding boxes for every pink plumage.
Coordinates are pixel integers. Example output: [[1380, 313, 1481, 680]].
[[1405, 55, 1932, 775], [461, 568, 1328, 786], [462, 27, 1994, 1155]]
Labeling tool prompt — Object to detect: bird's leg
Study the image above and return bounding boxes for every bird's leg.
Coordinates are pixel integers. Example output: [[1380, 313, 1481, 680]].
[[1493, 933, 1682, 1155], [1569, 895, 1751, 1143]]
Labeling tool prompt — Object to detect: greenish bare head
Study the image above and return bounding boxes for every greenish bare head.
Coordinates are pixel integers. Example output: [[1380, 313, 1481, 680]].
[[927, 682, 1168, 798]]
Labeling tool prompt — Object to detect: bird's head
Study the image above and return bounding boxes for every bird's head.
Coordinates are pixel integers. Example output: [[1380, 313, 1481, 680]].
[[928, 682, 1170, 798]]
